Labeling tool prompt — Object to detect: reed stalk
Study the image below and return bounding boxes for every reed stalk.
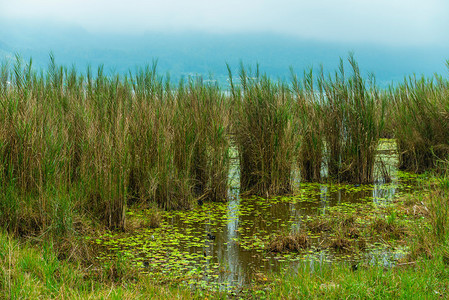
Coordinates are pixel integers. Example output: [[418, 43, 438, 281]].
[[321, 55, 385, 183], [392, 73, 449, 173], [229, 64, 296, 196]]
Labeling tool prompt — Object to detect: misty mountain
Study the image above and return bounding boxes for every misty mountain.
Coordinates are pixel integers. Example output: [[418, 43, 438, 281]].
[[0, 40, 12, 58], [0, 21, 448, 87]]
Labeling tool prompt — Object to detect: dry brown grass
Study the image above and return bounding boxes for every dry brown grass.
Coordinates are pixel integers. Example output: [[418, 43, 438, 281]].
[[369, 217, 407, 239], [267, 231, 309, 253], [329, 235, 352, 251]]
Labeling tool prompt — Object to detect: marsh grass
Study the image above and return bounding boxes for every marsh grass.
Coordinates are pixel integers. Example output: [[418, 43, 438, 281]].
[[1, 53, 449, 299], [267, 230, 309, 253], [292, 68, 324, 182], [229, 64, 296, 196], [321, 55, 385, 183], [392, 72, 449, 173], [290, 55, 386, 184], [0, 56, 230, 237], [174, 78, 231, 203]]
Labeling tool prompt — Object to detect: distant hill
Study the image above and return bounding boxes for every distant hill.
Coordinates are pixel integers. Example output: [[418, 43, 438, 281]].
[[0, 20, 448, 87]]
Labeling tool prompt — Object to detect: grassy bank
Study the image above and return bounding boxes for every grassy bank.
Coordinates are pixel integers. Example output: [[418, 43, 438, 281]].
[[0, 230, 204, 299]]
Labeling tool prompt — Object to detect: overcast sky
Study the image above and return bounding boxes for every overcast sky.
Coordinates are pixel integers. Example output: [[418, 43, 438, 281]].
[[2, 0, 448, 47]]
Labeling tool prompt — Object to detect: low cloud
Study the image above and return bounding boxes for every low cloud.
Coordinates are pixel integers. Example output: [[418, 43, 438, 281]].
[[2, 0, 448, 46]]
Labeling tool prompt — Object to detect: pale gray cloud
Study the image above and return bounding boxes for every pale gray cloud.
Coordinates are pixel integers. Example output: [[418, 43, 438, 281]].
[[2, 0, 448, 46]]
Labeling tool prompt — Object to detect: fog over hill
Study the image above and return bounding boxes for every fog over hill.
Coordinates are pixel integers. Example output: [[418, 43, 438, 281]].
[[0, 20, 448, 87]]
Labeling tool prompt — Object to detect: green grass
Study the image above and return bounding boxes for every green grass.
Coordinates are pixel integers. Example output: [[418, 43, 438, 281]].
[[320, 55, 385, 183], [392, 71, 449, 173], [0, 230, 203, 299], [229, 64, 297, 196], [261, 258, 448, 299]]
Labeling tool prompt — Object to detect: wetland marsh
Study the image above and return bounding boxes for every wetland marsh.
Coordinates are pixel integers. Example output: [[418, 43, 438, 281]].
[[93, 141, 422, 292], [1, 55, 448, 298]]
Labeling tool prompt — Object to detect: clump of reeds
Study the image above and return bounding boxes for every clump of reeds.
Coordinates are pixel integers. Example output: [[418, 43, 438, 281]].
[[307, 218, 332, 233], [369, 216, 406, 239], [329, 235, 352, 251], [267, 230, 309, 253], [173, 78, 231, 203], [81, 68, 132, 229], [291, 68, 323, 182], [229, 64, 296, 196], [126, 65, 192, 211], [320, 55, 385, 183], [127, 69, 231, 210], [0, 55, 232, 238], [307, 213, 358, 239], [0, 55, 80, 235], [391, 72, 449, 173]]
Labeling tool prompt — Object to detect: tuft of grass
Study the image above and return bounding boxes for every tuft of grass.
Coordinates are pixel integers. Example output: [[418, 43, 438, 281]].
[[369, 216, 407, 240], [267, 230, 309, 253], [329, 234, 352, 251]]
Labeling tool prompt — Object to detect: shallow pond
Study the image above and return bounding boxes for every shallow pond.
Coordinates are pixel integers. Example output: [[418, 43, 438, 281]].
[[93, 140, 422, 292]]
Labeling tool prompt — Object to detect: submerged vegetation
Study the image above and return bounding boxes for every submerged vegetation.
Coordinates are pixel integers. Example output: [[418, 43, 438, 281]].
[[0, 53, 448, 298]]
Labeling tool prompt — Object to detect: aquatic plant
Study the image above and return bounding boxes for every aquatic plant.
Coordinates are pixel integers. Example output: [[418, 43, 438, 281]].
[[229, 64, 297, 196], [320, 55, 385, 183], [267, 230, 309, 253], [0, 55, 233, 235], [391, 72, 449, 173], [0, 55, 82, 234], [173, 78, 231, 203], [291, 67, 323, 182]]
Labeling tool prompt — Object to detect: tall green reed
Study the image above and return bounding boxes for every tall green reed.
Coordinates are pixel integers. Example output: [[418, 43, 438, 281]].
[[174, 78, 230, 203], [392, 72, 449, 173], [1, 52, 447, 241], [291, 68, 323, 182], [128, 69, 230, 210], [0, 55, 232, 234], [320, 55, 385, 183], [229, 64, 296, 196]]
